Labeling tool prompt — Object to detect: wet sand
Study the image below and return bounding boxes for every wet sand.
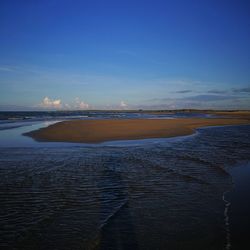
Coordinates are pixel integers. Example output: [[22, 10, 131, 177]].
[[24, 117, 250, 143]]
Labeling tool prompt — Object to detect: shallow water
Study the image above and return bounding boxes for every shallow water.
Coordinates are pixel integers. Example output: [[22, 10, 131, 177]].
[[226, 163, 250, 250], [0, 121, 62, 147], [0, 122, 250, 250]]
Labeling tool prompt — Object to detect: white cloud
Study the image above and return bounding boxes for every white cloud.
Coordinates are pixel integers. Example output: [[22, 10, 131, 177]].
[[74, 97, 90, 110], [120, 100, 128, 109], [64, 103, 71, 109], [78, 102, 89, 109], [40, 97, 62, 109], [39, 97, 90, 110]]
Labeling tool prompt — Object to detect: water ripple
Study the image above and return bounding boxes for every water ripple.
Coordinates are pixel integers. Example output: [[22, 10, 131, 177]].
[[0, 125, 250, 249]]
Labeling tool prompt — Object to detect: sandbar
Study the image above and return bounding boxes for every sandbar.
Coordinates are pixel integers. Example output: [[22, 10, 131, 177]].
[[24, 117, 250, 143]]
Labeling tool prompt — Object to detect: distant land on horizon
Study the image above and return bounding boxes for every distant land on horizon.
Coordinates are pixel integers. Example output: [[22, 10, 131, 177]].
[[1, 109, 250, 113]]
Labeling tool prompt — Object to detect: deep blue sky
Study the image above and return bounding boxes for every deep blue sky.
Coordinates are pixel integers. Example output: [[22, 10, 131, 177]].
[[0, 0, 249, 110]]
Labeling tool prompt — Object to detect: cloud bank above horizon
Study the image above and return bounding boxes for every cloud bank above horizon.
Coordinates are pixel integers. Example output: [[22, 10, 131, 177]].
[[38, 97, 90, 110], [12, 89, 248, 111]]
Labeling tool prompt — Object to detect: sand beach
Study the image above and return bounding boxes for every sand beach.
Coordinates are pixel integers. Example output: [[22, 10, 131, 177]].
[[25, 116, 250, 143]]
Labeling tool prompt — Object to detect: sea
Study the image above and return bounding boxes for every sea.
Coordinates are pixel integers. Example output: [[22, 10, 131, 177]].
[[0, 111, 250, 250]]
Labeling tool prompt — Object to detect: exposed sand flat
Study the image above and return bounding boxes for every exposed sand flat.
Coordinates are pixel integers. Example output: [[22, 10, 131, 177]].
[[25, 117, 250, 143], [144, 110, 250, 117], [209, 111, 250, 118]]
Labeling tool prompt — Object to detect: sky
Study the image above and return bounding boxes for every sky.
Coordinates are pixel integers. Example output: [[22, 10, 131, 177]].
[[0, 0, 250, 110]]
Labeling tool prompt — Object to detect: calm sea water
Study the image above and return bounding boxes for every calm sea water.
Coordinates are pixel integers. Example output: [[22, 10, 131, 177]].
[[0, 112, 249, 250], [0, 110, 214, 125]]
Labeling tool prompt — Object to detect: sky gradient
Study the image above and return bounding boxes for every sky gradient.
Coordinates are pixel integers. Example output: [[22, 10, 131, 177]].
[[0, 0, 250, 110]]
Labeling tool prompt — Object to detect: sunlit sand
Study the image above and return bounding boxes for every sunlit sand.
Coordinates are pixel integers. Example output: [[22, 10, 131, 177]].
[[25, 116, 250, 143]]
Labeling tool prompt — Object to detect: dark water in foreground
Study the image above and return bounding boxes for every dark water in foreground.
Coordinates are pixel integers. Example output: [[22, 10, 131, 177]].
[[226, 163, 250, 250], [0, 123, 250, 250]]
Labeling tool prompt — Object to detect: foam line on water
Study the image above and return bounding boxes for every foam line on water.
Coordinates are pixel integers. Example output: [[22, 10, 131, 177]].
[[223, 190, 231, 250], [99, 198, 129, 230]]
